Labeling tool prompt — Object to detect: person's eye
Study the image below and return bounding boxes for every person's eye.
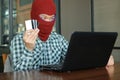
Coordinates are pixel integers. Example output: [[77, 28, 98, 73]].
[[52, 16, 55, 20], [44, 16, 48, 19]]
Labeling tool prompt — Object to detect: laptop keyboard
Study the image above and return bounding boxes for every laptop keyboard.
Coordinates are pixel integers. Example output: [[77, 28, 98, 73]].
[[40, 64, 63, 71]]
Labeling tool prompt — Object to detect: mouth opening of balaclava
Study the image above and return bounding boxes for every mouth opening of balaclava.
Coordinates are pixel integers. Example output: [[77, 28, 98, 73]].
[[31, 0, 56, 41]]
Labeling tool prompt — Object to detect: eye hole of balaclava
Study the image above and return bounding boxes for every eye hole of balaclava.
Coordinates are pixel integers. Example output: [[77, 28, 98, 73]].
[[39, 14, 56, 22]]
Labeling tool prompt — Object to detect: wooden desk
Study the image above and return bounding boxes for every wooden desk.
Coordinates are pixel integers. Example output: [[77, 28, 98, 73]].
[[0, 63, 120, 80]]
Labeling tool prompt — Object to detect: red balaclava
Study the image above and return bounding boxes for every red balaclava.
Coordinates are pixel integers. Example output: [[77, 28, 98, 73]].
[[31, 0, 56, 41]]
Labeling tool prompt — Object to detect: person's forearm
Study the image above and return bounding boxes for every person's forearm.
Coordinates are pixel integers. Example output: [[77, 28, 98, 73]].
[[13, 56, 33, 71], [13, 50, 34, 71]]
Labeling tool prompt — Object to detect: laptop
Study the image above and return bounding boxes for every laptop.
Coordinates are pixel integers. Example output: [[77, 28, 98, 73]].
[[41, 32, 118, 72]]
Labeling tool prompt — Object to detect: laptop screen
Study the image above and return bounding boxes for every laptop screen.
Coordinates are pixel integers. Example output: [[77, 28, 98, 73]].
[[62, 32, 118, 71]]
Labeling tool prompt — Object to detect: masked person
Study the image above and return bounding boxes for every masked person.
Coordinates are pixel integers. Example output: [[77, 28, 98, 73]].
[[10, 0, 68, 71], [10, 0, 114, 71]]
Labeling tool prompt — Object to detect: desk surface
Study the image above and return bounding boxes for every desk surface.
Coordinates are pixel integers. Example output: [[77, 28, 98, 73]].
[[0, 63, 120, 80]]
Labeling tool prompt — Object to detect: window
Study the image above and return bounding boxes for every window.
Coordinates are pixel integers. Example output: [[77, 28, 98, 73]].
[[0, 0, 60, 45]]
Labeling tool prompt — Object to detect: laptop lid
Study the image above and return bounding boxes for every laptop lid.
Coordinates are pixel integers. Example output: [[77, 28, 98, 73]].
[[61, 32, 118, 71]]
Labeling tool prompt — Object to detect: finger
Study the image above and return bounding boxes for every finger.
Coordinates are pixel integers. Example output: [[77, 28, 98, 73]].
[[26, 29, 34, 35], [23, 29, 34, 42], [25, 29, 39, 42], [29, 29, 39, 42], [24, 29, 34, 38], [23, 28, 39, 42]]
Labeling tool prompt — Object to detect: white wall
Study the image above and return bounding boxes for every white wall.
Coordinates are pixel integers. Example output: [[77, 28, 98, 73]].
[[60, 0, 91, 41], [60, 0, 120, 62], [94, 0, 120, 62]]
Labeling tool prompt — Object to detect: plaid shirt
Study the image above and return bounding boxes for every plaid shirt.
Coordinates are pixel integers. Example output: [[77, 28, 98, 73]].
[[10, 31, 68, 71]]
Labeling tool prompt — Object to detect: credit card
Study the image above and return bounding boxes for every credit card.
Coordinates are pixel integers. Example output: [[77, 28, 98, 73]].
[[25, 20, 38, 30]]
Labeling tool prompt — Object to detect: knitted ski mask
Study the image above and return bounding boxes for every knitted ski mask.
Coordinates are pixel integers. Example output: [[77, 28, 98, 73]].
[[31, 0, 56, 41]]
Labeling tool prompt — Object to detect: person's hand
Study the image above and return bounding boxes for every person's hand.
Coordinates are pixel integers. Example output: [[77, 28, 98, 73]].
[[23, 28, 39, 51], [106, 65, 114, 79], [106, 55, 114, 66]]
